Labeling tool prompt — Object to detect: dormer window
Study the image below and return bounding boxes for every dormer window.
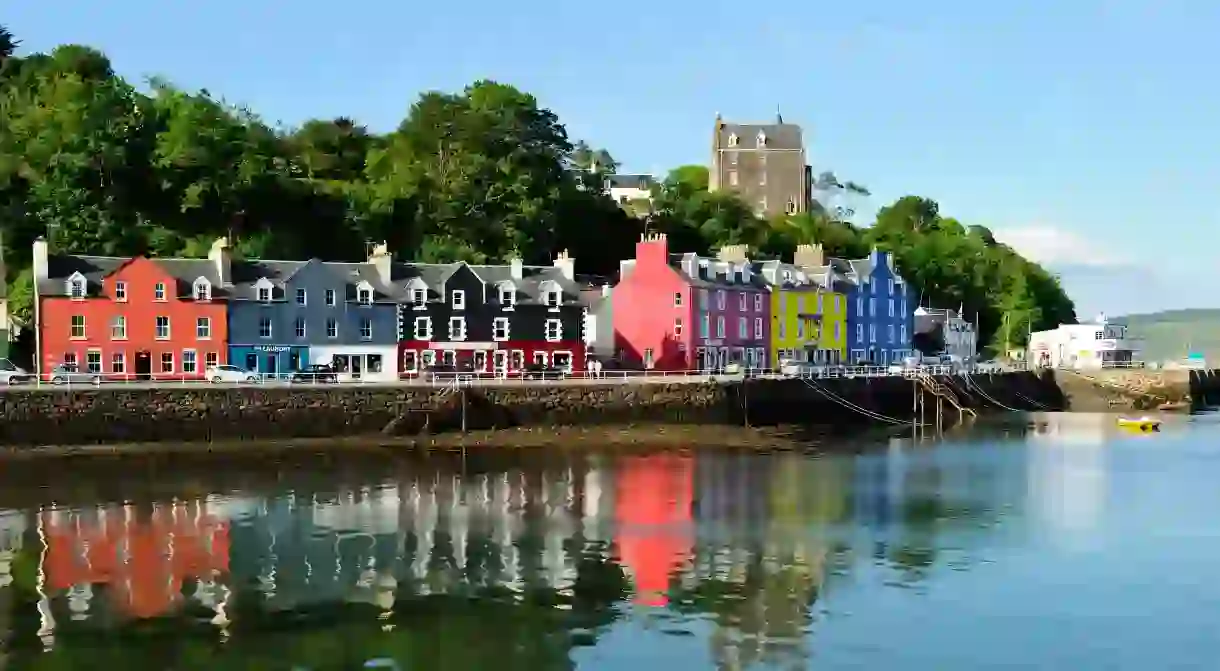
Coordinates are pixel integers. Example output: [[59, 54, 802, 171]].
[[114, 281, 127, 302], [257, 287, 271, 302], [541, 282, 561, 309], [499, 283, 516, 309], [756, 131, 767, 147], [357, 282, 373, 305], [67, 273, 86, 300], [154, 282, 166, 301], [727, 133, 739, 147], [451, 290, 465, 310], [411, 288, 426, 308], [193, 278, 211, 301]]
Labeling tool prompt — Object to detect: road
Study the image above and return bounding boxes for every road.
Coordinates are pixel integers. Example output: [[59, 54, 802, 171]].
[[0, 375, 731, 392]]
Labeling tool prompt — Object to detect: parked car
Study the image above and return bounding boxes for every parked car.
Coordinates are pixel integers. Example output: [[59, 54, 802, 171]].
[[0, 359, 33, 385], [291, 364, 339, 383], [521, 362, 565, 380], [207, 364, 260, 383], [46, 363, 101, 385], [423, 362, 477, 383]]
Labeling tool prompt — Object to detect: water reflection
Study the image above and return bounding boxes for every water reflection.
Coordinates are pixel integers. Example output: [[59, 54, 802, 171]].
[[0, 423, 1075, 669]]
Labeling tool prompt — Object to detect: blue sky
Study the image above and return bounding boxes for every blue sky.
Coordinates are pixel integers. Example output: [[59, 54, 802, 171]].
[[7, 0, 1216, 318]]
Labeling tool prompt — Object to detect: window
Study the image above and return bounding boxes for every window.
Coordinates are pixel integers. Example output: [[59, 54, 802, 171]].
[[194, 280, 211, 301], [888, 299, 895, 318], [777, 320, 786, 339], [257, 286, 271, 302], [727, 133, 739, 147], [546, 289, 561, 309], [196, 317, 211, 339], [360, 319, 373, 340], [738, 317, 747, 338], [700, 314, 710, 338], [493, 317, 510, 341], [817, 294, 824, 313], [448, 317, 466, 341], [327, 318, 338, 338], [451, 290, 465, 310], [533, 352, 547, 366], [759, 171, 767, 186], [155, 282, 166, 301], [888, 325, 895, 343], [68, 276, 86, 299], [868, 298, 875, 317], [258, 317, 272, 338], [756, 131, 767, 147], [738, 293, 747, 310], [754, 293, 763, 311], [674, 318, 683, 336], [358, 286, 373, 304], [545, 319, 562, 342], [1095, 331, 1105, 340], [86, 350, 102, 374], [900, 299, 907, 316], [114, 281, 127, 302], [106, 316, 124, 340], [900, 325, 907, 343], [441, 350, 456, 367], [291, 288, 305, 306], [728, 171, 738, 187], [183, 350, 197, 374], [673, 292, 683, 307], [699, 289, 709, 309], [643, 348, 654, 369], [63, 353, 77, 368], [553, 352, 572, 372], [325, 289, 337, 306], [70, 315, 86, 339], [295, 317, 306, 338], [754, 318, 763, 339], [716, 290, 726, 310], [500, 286, 516, 308], [414, 317, 432, 340], [856, 297, 863, 317], [411, 288, 426, 308], [111, 352, 125, 374], [869, 325, 876, 343], [155, 316, 170, 340], [205, 352, 219, 369], [716, 316, 725, 338], [888, 279, 894, 295], [856, 324, 863, 342], [160, 352, 174, 374]]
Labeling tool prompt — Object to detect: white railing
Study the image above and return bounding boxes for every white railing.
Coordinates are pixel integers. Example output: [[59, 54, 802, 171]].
[[1, 361, 1031, 390]]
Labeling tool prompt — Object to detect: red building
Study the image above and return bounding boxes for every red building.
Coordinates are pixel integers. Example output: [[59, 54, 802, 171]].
[[41, 503, 231, 619], [33, 238, 229, 380], [614, 453, 694, 606]]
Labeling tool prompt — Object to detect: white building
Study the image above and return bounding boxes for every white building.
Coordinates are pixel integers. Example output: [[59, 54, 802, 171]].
[[913, 307, 977, 362], [310, 344, 398, 382], [1028, 314, 1138, 369], [606, 174, 655, 205]]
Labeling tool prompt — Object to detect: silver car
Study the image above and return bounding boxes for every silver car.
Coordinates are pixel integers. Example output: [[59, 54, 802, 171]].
[[46, 363, 102, 385], [0, 359, 33, 385]]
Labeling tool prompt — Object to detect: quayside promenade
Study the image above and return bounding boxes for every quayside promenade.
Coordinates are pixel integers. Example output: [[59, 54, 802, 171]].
[[0, 369, 1063, 448]]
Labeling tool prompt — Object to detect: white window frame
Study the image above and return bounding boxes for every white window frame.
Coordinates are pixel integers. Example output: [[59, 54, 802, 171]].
[[889, 279, 895, 295], [869, 324, 876, 343], [410, 287, 427, 309], [67, 274, 87, 300], [449, 316, 467, 341], [63, 352, 77, 368], [85, 349, 102, 374], [533, 351, 548, 366], [856, 323, 864, 342], [900, 324, 907, 343], [325, 288, 337, 306], [499, 284, 516, 309], [155, 316, 170, 340], [754, 293, 763, 311], [155, 282, 167, 302], [673, 318, 683, 337], [492, 317, 510, 341], [110, 315, 126, 340], [258, 317, 272, 339], [160, 351, 174, 374], [888, 299, 895, 318], [360, 318, 373, 340], [451, 289, 465, 310], [738, 317, 747, 338], [552, 351, 573, 373], [402, 351, 419, 374], [205, 352, 219, 369], [544, 319, 562, 342], [70, 315, 86, 340], [183, 350, 198, 374], [414, 317, 432, 341], [111, 352, 126, 374], [673, 292, 683, 307], [699, 289, 709, 309], [193, 278, 211, 301], [196, 317, 211, 340], [114, 280, 127, 302], [295, 317, 306, 339], [888, 324, 895, 344], [738, 293, 747, 311], [326, 318, 338, 338], [700, 314, 710, 338], [716, 290, 726, 310], [295, 288, 307, 305], [755, 318, 763, 339], [716, 316, 725, 338], [357, 282, 374, 305], [869, 298, 876, 317]]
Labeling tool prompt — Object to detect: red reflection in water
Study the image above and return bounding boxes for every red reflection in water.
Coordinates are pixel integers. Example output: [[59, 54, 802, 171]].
[[614, 454, 693, 606], [41, 504, 230, 619]]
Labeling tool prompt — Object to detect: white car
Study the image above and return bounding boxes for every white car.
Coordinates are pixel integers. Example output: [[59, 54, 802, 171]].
[[207, 365, 260, 383], [0, 359, 33, 385]]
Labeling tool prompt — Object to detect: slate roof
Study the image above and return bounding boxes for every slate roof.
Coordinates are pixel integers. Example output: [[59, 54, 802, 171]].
[[753, 259, 825, 291], [39, 254, 229, 299], [715, 119, 804, 151], [466, 263, 583, 305], [607, 174, 655, 190], [666, 253, 769, 291]]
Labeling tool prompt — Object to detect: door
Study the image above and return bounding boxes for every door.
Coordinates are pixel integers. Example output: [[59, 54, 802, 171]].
[[289, 350, 301, 372], [473, 351, 488, 373], [266, 355, 278, 376], [245, 353, 258, 372], [493, 351, 508, 376], [350, 355, 362, 379], [402, 351, 418, 374], [134, 351, 152, 380]]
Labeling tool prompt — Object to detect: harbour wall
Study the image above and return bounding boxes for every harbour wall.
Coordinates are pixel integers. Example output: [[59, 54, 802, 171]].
[[1050, 367, 1220, 411], [0, 371, 1064, 447]]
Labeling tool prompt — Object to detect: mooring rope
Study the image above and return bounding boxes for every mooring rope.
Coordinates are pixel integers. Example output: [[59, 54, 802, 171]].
[[798, 376, 921, 426], [961, 373, 1023, 412]]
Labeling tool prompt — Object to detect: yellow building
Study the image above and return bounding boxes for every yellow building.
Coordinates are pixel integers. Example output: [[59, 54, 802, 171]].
[[756, 260, 848, 367]]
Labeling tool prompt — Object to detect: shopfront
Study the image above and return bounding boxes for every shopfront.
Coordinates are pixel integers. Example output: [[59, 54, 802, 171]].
[[311, 345, 397, 382], [228, 345, 311, 378]]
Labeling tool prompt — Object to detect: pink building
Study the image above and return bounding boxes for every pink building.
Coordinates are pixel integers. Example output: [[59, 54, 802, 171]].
[[613, 235, 770, 371]]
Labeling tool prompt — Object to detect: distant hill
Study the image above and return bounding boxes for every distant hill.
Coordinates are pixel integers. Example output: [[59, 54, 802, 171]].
[[1110, 309, 1220, 363]]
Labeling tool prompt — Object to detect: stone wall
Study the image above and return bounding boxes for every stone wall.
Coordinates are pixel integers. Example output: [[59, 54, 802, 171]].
[[0, 371, 1065, 447]]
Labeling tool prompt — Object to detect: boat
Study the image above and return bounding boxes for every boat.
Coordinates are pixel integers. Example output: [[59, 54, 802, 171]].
[[1157, 401, 1190, 412], [1117, 416, 1162, 431]]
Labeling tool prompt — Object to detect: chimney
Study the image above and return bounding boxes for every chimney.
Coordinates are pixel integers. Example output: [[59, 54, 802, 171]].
[[367, 241, 392, 285], [716, 244, 749, 263], [793, 243, 824, 269], [680, 253, 698, 279], [208, 236, 232, 286], [554, 250, 575, 281], [33, 237, 49, 281], [635, 232, 669, 268], [510, 256, 524, 280]]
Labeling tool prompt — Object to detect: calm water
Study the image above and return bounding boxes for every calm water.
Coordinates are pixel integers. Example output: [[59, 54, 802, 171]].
[[1, 413, 1219, 670]]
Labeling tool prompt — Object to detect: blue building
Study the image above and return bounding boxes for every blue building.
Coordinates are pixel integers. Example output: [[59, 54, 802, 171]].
[[219, 242, 402, 381], [839, 248, 915, 365]]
